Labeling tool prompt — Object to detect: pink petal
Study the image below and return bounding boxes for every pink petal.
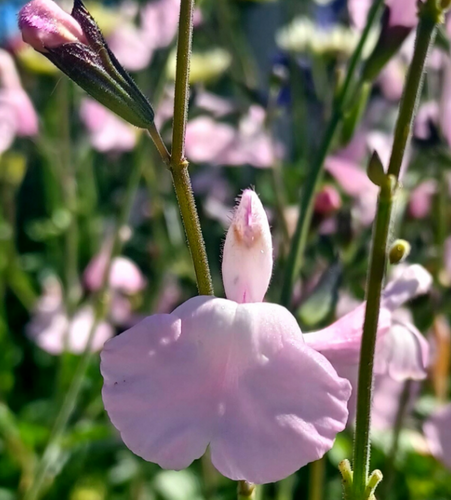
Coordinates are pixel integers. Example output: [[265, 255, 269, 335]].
[[185, 116, 236, 164], [80, 99, 137, 153], [101, 297, 351, 483], [372, 375, 419, 431], [107, 25, 153, 72], [141, 0, 180, 50], [408, 180, 437, 219], [325, 156, 376, 197], [424, 404, 451, 469], [0, 89, 39, 136], [386, 0, 418, 29], [305, 304, 391, 365], [374, 316, 429, 380], [84, 252, 146, 294], [382, 264, 432, 312]]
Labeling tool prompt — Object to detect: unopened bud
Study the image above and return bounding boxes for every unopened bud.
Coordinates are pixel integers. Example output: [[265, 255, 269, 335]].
[[222, 190, 273, 304], [389, 239, 411, 264], [314, 185, 341, 215], [18, 0, 155, 128]]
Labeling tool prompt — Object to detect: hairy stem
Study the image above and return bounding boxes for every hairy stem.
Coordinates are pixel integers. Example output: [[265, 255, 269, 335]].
[[352, 4, 439, 497], [169, 0, 213, 296]]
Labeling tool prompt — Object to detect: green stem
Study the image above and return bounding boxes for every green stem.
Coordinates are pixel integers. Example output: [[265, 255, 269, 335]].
[[58, 79, 80, 315], [383, 380, 412, 497], [238, 481, 256, 500], [23, 157, 143, 500], [280, 0, 385, 308], [351, 5, 439, 497], [308, 458, 325, 500], [169, 0, 214, 296]]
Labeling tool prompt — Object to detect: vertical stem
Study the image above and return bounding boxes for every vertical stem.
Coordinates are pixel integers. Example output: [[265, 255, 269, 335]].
[[171, 0, 194, 165], [351, 4, 439, 497], [58, 79, 80, 314], [383, 380, 412, 496], [169, 0, 214, 296], [280, 0, 385, 308], [24, 158, 143, 500], [308, 458, 325, 500]]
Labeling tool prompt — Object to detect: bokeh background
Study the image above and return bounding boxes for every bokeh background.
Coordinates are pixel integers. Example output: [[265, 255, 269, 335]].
[[2, 0, 451, 498]]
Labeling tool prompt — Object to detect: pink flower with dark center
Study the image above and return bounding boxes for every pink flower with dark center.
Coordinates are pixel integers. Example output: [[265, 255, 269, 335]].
[[101, 190, 351, 483]]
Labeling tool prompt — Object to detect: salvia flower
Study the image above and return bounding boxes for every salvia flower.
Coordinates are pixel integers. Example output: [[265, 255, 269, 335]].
[[18, 0, 155, 128], [101, 190, 352, 484], [306, 264, 431, 420]]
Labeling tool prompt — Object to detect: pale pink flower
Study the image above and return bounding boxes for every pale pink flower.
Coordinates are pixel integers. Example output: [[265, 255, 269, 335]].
[[79, 99, 137, 153], [101, 190, 351, 483], [140, 0, 181, 51], [408, 180, 437, 219], [378, 58, 406, 102], [83, 251, 146, 295], [385, 0, 418, 29], [107, 25, 153, 72], [424, 404, 451, 469], [185, 106, 278, 168], [27, 276, 113, 355], [0, 49, 38, 145], [305, 264, 432, 418], [371, 375, 420, 431]]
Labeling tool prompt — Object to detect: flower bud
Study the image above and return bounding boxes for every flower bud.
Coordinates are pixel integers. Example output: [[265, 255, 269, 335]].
[[18, 0, 155, 128], [314, 185, 341, 215], [222, 190, 273, 304], [389, 239, 411, 264]]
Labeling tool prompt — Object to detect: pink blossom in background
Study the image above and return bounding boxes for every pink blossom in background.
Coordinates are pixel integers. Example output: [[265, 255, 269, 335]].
[[27, 276, 113, 355], [314, 185, 342, 215], [385, 0, 418, 29], [408, 180, 437, 219], [141, 0, 181, 51], [424, 404, 451, 470], [378, 58, 406, 102], [185, 106, 278, 168], [107, 24, 153, 72], [0, 48, 38, 146], [83, 251, 146, 295], [348, 0, 418, 31], [79, 99, 137, 153], [306, 264, 432, 420], [414, 102, 439, 140], [440, 55, 451, 148], [101, 190, 351, 483]]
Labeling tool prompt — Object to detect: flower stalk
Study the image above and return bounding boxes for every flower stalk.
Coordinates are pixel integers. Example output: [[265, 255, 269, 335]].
[[169, 0, 213, 296], [351, 2, 441, 497]]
